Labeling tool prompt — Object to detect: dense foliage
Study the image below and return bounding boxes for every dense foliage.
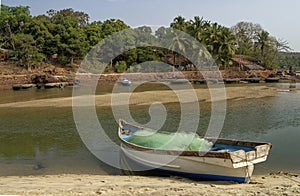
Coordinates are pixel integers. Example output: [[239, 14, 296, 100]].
[[0, 5, 129, 70], [278, 52, 300, 71], [0, 4, 292, 72]]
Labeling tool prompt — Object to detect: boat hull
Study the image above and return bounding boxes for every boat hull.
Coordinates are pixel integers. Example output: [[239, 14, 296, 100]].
[[120, 144, 254, 183]]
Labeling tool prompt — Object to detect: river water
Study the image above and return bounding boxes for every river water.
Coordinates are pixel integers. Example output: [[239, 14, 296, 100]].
[[0, 83, 299, 176]]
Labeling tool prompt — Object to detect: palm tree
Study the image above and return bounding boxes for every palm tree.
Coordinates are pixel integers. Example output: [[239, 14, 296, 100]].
[[170, 16, 188, 32], [255, 30, 270, 57], [164, 28, 190, 76], [170, 32, 184, 70], [204, 24, 236, 68], [188, 16, 205, 42], [204, 23, 222, 63], [218, 27, 236, 68]]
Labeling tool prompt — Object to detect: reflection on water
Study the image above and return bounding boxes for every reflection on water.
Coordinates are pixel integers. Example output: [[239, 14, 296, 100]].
[[0, 106, 119, 176], [0, 84, 299, 175]]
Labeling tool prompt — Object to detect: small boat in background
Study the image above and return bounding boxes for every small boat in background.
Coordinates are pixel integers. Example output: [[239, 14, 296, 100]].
[[120, 77, 132, 86], [74, 79, 80, 86], [169, 78, 189, 85], [12, 84, 35, 90], [118, 119, 272, 183]]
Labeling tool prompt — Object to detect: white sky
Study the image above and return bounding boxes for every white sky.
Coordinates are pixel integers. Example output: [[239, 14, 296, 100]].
[[2, 0, 300, 51]]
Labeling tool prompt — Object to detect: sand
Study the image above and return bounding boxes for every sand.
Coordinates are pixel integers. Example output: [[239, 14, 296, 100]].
[[0, 173, 299, 195], [0, 86, 277, 108]]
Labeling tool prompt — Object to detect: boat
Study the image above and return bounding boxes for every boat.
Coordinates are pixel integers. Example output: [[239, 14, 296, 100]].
[[224, 78, 240, 84], [169, 78, 189, 84], [242, 78, 261, 83], [118, 119, 272, 183], [44, 82, 68, 89], [120, 77, 132, 86], [12, 84, 35, 90]]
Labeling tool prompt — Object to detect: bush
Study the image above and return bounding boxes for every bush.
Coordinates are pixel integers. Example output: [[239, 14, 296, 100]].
[[115, 61, 127, 73]]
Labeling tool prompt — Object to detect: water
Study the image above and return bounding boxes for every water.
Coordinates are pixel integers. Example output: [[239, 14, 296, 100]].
[[0, 84, 299, 176]]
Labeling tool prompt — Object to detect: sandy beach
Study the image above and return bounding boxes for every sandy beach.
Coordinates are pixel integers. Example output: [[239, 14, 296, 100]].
[[0, 173, 299, 195], [0, 85, 277, 108]]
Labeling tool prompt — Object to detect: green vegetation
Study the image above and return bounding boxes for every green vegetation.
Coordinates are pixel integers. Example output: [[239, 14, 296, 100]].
[[0, 4, 293, 72], [170, 16, 236, 68], [278, 52, 300, 71], [230, 22, 291, 69], [0, 5, 129, 69], [115, 61, 127, 73]]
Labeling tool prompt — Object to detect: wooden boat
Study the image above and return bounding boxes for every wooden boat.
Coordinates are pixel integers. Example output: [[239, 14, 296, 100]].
[[118, 119, 272, 183]]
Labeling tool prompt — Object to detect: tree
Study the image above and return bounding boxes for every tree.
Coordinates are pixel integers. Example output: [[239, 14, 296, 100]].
[[115, 61, 127, 73], [13, 33, 45, 71], [0, 4, 31, 50], [101, 19, 129, 38], [252, 31, 277, 69], [47, 8, 89, 27], [170, 16, 188, 32], [203, 23, 236, 67], [22, 15, 57, 59], [85, 21, 103, 48], [44, 8, 91, 64], [230, 22, 263, 55], [275, 38, 291, 53], [255, 30, 270, 57], [132, 26, 160, 64], [169, 16, 237, 68], [231, 21, 291, 69], [187, 16, 210, 44]]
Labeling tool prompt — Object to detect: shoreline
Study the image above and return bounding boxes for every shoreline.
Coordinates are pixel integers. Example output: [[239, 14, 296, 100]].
[[1, 69, 299, 90], [0, 173, 299, 195]]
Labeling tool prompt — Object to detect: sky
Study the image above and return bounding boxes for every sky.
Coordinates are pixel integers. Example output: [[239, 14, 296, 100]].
[[2, 0, 300, 51]]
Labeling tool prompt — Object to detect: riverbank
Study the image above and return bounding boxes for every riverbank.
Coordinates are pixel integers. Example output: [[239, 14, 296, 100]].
[[0, 173, 299, 195], [0, 85, 278, 107], [1, 62, 299, 90]]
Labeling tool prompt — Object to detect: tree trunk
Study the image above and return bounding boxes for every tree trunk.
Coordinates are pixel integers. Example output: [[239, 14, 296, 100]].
[[27, 61, 31, 72], [110, 59, 113, 71]]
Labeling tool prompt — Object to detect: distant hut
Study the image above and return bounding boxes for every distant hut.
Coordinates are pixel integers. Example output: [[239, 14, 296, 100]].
[[231, 55, 265, 71]]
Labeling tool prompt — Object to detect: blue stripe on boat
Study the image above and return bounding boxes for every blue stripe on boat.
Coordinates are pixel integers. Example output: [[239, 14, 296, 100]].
[[153, 168, 249, 183]]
